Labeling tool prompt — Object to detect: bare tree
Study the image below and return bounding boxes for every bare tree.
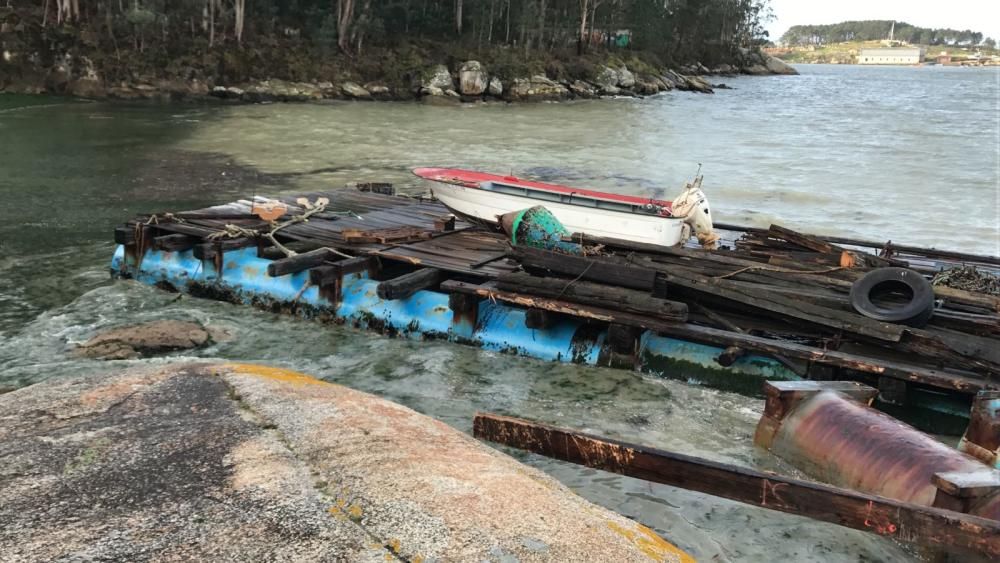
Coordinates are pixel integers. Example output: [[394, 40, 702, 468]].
[[337, 0, 355, 54], [233, 0, 245, 44]]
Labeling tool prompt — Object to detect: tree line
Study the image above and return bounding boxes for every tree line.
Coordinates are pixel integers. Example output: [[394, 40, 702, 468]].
[[3, 0, 772, 64], [780, 20, 990, 48]]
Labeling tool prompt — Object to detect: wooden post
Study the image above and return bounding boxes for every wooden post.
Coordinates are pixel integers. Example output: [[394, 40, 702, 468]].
[[525, 308, 554, 329], [473, 412, 1000, 558]]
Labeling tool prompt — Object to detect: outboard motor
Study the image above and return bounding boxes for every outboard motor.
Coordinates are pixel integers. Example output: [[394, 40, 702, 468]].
[[671, 175, 719, 250]]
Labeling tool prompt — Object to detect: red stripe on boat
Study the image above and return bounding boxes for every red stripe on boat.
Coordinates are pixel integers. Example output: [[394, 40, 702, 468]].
[[413, 167, 673, 211]]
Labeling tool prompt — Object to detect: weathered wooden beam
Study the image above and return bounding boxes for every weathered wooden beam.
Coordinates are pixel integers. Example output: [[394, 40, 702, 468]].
[[267, 248, 345, 277], [309, 256, 379, 286], [151, 233, 198, 252], [496, 272, 687, 322], [193, 238, 257, 260], [376, 268, 442, 300], [114, 225, 136, 245], [440, 281, 993, 394], [512, 247, 658, 291], [473, 413, 1000, 558]]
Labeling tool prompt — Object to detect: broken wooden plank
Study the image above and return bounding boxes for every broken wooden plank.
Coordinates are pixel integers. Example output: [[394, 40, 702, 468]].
[[715, 222, 1000, 267], [267, 248, 347, 277], [376, 268, 442, 300], [473, 413, 1000, 558], [659, 266, 905, 342], [440, 281, 992, 394], [496, 272, 688, 322]]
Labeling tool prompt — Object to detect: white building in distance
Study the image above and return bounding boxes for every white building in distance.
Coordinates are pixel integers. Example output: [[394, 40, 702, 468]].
[[858, 48, 924, 65]]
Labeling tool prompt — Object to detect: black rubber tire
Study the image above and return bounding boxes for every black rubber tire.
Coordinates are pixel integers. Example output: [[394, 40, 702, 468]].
[[850, 267, 935, 327]]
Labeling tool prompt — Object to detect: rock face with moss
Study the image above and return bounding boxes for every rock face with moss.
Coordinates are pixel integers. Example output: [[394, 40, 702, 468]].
[[0, 362, 692, 562]]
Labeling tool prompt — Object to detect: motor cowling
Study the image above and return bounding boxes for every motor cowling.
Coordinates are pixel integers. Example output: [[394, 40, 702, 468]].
[[671, 176, 718, 250]]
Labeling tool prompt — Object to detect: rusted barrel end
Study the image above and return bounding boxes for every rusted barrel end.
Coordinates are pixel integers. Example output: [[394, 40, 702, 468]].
[[756, 380, 1000, 520]]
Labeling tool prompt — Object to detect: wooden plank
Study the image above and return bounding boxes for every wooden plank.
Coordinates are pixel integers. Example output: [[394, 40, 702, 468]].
[[512, 247, 658, 291], [376, 268, 442, 300], [496, 272, 688, 322], [440, 281, 992, 394], [660, 266, 905, 342], [473, 413, 1000, 558], [933, 470, 1000, 499], [267, 248, 345, 277]]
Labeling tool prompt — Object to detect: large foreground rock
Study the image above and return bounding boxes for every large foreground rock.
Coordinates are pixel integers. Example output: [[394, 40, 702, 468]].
[[0, 363, 691, 562]]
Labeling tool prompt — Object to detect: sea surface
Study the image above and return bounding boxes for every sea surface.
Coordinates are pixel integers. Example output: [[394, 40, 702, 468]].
[[1, 64, 997, 561]]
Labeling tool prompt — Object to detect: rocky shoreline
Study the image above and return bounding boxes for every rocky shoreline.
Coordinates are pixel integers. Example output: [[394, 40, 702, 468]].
[[1, 53, 796, 104]]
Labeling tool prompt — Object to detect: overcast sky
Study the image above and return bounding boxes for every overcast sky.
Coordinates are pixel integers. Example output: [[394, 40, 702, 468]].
[[765, 0, 1000, 43]]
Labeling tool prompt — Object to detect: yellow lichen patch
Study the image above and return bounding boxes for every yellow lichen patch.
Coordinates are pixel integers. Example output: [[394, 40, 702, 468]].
[[412, 556, 424, 563], [223, 363, 329, 386], [606, 521, 694, 563], [328, 505, 348, 521], [387, 539, 401, 553], [347, 503, 363, 521]]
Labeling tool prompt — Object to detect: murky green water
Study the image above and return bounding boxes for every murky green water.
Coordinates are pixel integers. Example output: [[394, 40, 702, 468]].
[[2, 65, 997, 561]]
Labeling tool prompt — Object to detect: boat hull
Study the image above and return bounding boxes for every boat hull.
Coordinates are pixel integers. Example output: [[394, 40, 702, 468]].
[[429, 182, 686, 247]]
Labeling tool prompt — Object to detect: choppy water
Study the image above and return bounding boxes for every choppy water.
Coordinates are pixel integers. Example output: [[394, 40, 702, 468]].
[[2, 64, 998, 561]]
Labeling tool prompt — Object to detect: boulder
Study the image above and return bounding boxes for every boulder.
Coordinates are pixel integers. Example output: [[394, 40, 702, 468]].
[[743, 64, 770, 75], [210, 85, 245, 99], [593, 65, 620, 95], [340, 81, 371, 100], [506, 75, 569, 101], [74, 320, 214, 360], [422, 64, 453, 91], [616, 66, 636, 89], [458, 60, 488, 96], [765, 55, 798, 75], [444, 88, 460, 98], [684, 75, 714, 93], [487, 76, 503, 96], [712, 63, 735, 75], [633, 75, 662, 95], [567, 79, 597, 98], [363, 82, 391, 98], [0, 362, 691, 561]]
